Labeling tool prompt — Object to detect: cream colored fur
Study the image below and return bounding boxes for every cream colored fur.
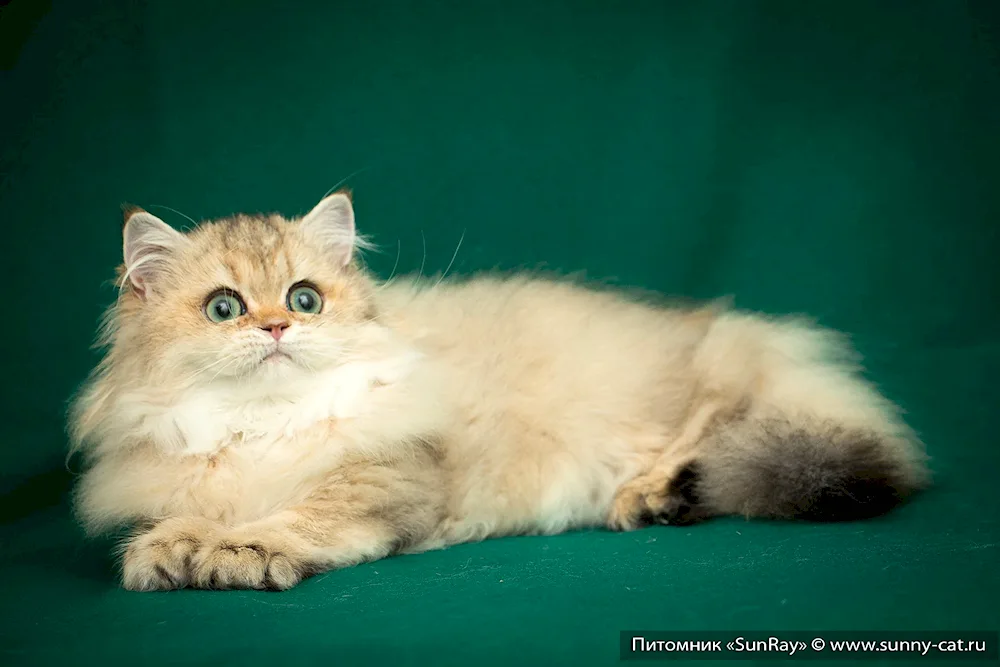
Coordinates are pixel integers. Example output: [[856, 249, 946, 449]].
[[68, 193, 929, 591]]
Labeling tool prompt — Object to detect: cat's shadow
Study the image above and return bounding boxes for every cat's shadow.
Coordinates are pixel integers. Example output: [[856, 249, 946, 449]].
[[0, 465, 75, 524], [1, 461, 120, 587]]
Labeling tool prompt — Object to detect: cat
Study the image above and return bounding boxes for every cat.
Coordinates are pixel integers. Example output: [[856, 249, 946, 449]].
[[68, 191, 930, 591]]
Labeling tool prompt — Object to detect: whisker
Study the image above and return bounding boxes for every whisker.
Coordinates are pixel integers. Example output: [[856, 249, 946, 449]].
[[147, 204, 200, 230], [435, 229, 466, 288], [386, 238, 401, 283], [418, 230, 427, 280], [177, 354, 239, 386], [207, 356, 246, 384], [321, 166, 373, 200]]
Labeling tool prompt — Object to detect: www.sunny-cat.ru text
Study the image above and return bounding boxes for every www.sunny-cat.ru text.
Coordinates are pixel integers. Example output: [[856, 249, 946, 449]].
[[620, 631, 997, 660]]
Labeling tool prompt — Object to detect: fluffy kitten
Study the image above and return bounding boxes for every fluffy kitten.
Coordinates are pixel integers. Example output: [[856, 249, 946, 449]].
[[68, 192, 929, 591]]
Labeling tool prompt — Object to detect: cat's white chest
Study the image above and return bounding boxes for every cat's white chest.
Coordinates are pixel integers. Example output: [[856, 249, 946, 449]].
[[162, 358, 409, 457]]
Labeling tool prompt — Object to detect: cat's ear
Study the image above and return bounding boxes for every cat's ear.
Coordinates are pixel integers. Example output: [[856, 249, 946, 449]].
[[121, 206, 187, 299], [299, 190, 356, 267]]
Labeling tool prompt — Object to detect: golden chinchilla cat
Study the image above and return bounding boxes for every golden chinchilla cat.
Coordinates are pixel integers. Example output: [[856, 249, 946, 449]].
[[68, 191, 929, 591]]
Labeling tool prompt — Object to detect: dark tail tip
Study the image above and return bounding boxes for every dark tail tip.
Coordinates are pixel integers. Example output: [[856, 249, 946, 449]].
[[797, 469, 906, 522], [696, 418, 925, 522]]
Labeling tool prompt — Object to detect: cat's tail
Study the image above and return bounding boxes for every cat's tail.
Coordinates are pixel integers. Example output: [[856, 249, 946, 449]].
[[688, 414, 927, 522], [676, 312, 929, 523]]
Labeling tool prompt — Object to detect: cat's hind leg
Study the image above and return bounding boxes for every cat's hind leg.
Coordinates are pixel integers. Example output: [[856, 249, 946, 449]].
[[607, 399, 727, 531]]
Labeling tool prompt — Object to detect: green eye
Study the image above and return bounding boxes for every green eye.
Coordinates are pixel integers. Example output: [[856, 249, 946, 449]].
[[287, 284, 323, 314], [204, 291, 246, 323]]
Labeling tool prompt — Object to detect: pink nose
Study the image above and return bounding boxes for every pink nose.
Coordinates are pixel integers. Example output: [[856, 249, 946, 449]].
[[261, 322, 289, 341]]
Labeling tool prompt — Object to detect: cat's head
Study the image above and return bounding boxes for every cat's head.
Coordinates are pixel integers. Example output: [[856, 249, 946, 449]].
[[111, 192, 381, 387]]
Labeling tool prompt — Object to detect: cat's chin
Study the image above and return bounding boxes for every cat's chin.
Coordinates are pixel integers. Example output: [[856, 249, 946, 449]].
[[229, 351, 306, 384], [263, 350, 293, 363], [254, 353, 299, 373]]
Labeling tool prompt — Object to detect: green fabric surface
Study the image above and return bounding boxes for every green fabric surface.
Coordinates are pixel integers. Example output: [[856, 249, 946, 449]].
[[1, 1, 998, 664]]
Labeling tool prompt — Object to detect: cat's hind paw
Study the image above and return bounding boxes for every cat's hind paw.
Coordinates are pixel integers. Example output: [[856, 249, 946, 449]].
[[607, 462, 709, 531]]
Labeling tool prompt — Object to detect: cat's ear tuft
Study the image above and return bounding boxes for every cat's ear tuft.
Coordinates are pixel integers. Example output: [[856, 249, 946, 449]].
[[122, 207, 187, 299], [120, 203, 146, 228], [299, 191, 356, 267]]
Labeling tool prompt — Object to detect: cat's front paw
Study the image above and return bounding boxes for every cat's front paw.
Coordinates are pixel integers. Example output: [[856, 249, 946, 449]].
[[192, 532, 309, 591], [122, 517, 220, 592]]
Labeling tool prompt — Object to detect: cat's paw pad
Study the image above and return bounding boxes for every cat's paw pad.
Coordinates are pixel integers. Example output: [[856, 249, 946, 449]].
[[653, 464, 709, 527], [607, 462, 708, 531], [193, 540, 305, 591], [121, 518, 216, 591]]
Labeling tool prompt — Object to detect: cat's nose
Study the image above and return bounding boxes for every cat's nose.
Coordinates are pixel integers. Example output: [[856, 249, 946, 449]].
[[260, 321, 290, 341]]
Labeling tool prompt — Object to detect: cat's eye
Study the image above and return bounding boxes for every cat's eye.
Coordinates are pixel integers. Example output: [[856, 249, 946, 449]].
[[204, 290, 246, 323], [287, 283, 323, 314]]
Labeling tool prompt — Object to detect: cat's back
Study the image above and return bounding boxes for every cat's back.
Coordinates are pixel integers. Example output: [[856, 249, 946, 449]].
[[376, 274, 711, 406], [378, 274, 681, 348]]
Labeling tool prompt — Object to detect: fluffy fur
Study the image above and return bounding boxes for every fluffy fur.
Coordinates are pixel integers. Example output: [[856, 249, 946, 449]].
[[68, 192, 929, 591]]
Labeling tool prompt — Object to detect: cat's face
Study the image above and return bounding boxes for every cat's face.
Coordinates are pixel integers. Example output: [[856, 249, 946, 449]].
[[114, 192, 379, 386]]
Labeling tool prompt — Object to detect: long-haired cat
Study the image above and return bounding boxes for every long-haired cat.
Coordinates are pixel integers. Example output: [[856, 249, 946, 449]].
[[68, 192, 929, 591]]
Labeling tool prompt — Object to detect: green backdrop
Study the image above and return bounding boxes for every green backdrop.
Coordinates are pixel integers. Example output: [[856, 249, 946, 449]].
[[1, 0, 998, 664]]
